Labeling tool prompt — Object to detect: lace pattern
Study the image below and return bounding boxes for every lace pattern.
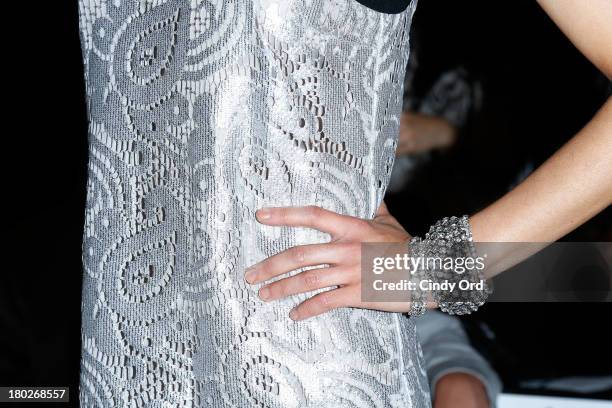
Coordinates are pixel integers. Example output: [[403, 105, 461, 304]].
[[77, 0, 429, 406]]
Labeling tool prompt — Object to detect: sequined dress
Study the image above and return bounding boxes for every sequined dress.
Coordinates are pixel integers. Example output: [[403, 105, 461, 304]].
[[77, 0, 430, 406]]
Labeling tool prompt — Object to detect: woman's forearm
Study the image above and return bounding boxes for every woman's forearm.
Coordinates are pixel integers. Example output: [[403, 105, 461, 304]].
[[471, 0, 612, 244], [470, 96, 612, 243]]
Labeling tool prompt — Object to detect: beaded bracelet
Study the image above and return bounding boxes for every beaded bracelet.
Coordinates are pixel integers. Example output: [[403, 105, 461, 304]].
[[408, 215, 491, 316]]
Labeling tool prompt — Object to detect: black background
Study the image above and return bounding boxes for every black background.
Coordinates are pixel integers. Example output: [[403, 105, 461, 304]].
[[2, 0, 611, 405], [386, 0, 612, 399]]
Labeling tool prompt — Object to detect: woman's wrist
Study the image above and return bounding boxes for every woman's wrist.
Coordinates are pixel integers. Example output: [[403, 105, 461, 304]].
[[468, 210, 553, 280], [409, 215, 490, 316], [467, 210, 499, 243]]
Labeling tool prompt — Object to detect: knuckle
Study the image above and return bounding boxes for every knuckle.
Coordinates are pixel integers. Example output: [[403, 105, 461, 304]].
[[290, 246, 306, 264], [342, 218, 370, 239], [318, 291, 335, 309], [306, 205, 322, 219], [356, 218, 373, 232], [273, 283, 287, 298], [302, 271, 320, 289]]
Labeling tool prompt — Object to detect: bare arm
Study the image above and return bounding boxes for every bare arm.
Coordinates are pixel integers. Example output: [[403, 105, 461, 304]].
[[470, 97, 612, 243], [470, 0, 612, 243], [536, 0, 612, 80]]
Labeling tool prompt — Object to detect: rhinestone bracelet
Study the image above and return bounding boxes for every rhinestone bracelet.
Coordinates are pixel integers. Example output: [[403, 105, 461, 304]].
[[405, 239, 428, 317], [409, 215, 491, 316]]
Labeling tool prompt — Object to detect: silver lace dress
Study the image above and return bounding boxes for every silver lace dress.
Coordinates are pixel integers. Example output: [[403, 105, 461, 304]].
[[77, 0, 430, 406]]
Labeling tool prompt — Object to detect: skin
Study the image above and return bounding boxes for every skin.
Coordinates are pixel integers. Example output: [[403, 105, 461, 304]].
[[397, 111, 457, 155], [433, 373, 490, 408], [244, 0, 612, 321]]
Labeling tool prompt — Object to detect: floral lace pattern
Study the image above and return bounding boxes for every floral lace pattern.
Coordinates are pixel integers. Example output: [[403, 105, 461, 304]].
[[77, 0, 429, 406]]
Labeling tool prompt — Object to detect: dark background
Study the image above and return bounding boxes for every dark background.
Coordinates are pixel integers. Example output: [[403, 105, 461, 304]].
[[386, 0, 612, 400], [2, 0, 611, 405]]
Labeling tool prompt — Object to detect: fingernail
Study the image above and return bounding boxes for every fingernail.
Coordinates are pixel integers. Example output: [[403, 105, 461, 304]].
[[259, 287, 270, 301], [244, 267, 257, 283], [289, 308, 299, 320], [256, 208, 271, 221]]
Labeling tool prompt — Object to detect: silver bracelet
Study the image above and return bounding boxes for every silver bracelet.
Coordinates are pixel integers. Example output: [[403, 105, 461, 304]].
[[406, 237, 428, 317], [408, 299, 428, 317], [410, 215, 491, 316]]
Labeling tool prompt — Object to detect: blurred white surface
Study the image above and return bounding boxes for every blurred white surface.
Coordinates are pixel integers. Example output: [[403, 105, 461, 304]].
[[498, 394, 612, 408]]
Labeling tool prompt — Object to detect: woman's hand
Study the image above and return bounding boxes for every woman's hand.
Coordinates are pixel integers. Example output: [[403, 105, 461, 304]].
[[244, 202, 414, 320]]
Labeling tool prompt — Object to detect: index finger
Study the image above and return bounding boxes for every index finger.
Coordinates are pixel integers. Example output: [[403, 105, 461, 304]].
[[255, 205, 347, 237]]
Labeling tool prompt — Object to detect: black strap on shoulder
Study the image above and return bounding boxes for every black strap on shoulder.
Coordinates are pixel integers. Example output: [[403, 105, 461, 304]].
[[352, 0, 412, 14]]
